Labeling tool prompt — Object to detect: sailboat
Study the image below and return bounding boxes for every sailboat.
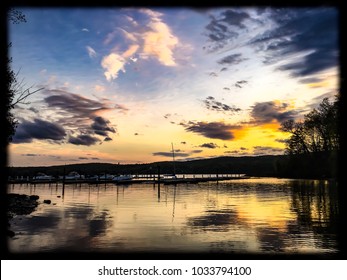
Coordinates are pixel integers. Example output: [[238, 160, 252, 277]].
[[162, 143, 178, 182]]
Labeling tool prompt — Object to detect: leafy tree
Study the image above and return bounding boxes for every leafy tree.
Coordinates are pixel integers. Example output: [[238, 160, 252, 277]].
[[281, 95, 339, 155]]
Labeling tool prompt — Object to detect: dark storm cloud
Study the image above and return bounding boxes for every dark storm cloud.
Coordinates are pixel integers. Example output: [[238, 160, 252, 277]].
[[181, 121, 240, 140], [104, 137, 112, 141], [203, 96, 241, 114], [250, 8, 338, 78], [12, 119, 66, 144], [218, 54, 246, 65], [250, 101, 298, 124], [199, 143, 220, 149], [91, 116, 116, 136], [68, 134, 99, 146], [153, 152, 190, 158]]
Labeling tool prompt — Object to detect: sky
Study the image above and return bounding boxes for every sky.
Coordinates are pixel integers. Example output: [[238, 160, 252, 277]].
[[7, 7, 339, 167]]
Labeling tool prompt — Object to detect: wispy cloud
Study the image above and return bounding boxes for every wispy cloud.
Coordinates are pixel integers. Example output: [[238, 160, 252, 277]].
[[203, 9, 251, 52], [141, 17, 179, 66], [86, 45, 97, 58], [101, 8, 179, 82], [203, 96, 241, 114], [250, 8, 338, 79], [218, 53, 247, 65]]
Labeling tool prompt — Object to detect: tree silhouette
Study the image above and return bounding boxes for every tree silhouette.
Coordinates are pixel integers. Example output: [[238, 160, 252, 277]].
[[281, 95, 339, 155], [6, 9, 43, 143]]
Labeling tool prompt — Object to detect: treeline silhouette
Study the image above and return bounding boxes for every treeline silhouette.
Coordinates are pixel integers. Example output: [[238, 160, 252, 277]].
[[8, 153, 337, 180]]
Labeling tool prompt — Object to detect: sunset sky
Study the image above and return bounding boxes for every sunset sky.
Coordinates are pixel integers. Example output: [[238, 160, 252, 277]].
[[8, 7, 339, 167]]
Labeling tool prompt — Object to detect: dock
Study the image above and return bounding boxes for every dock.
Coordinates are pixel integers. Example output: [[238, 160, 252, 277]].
[[8, 174, 249, 185]]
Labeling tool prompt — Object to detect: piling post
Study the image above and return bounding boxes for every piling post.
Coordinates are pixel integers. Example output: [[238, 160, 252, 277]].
[[157, 165, 161, 200], [62, 165, 66, 197]]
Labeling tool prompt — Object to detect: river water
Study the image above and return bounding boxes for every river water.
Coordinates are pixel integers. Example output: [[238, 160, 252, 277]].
[[7, 177, 340, 255]]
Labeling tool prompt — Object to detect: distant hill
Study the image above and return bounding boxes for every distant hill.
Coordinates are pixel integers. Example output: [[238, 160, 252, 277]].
[[7, 152, 338, 179]]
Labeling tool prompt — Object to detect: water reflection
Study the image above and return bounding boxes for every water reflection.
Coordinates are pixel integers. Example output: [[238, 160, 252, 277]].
[[7, 178, 339, 254]]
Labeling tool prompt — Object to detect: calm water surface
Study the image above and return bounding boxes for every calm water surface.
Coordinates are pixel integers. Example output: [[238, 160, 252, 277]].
[[7, 178, 339, 254]]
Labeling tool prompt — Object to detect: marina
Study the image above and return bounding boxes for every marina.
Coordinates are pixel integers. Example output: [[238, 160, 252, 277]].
[[8, 173, 248, 185]]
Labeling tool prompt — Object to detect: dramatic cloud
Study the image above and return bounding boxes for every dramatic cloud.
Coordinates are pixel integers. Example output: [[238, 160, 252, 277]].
[[141, 17, 178, 66], [218, 53, 246, 65], [250, 101, 298, 124], [86, 46, 96, 58], [181, 121, 240, 140], [203, 96, 241, 114], [12, 119, 66, 144], [44, 90, 112, 120], [251, 8, 338, 78], [43, 90, 116, 145], [68, 135, 99, 146], [104, 137, 112, 141], [101, 8, 179, 82], [91, 116, 116, 136], [199, 143, 219, 149]]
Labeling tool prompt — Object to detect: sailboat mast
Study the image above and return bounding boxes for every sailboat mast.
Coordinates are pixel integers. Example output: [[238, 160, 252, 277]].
[[171, 142, 176, 175]]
